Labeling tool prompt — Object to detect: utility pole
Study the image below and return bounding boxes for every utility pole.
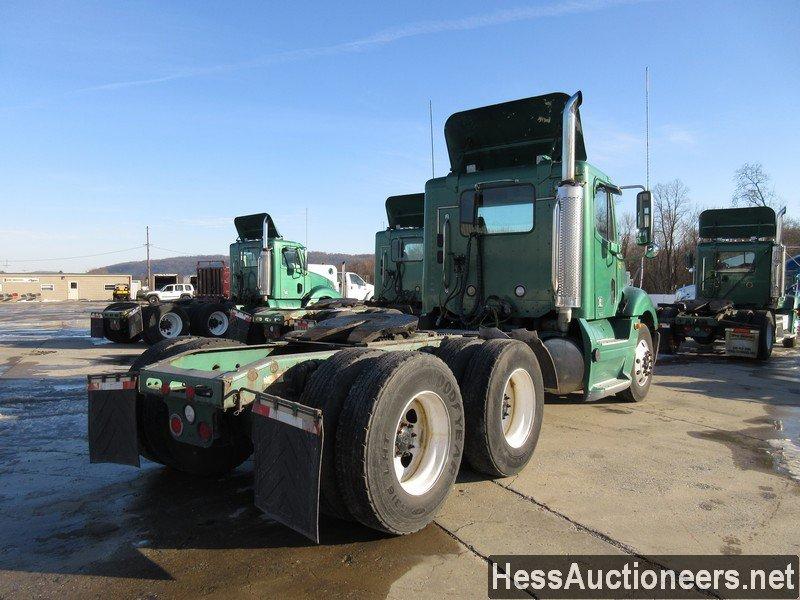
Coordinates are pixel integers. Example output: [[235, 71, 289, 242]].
[[146, 226, 152, 290]]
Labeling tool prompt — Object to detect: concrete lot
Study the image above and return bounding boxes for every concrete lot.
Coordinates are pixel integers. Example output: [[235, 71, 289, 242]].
[[1, 301, 799, 599]]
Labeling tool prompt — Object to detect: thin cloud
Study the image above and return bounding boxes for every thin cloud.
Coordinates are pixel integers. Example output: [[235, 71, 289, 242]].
[[662, 124, 697, 146], [76, 0, 654, 93]]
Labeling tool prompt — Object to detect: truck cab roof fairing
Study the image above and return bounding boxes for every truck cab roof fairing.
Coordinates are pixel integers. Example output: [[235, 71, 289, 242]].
[[444, 92, 587, 174], [385, 194, 425, 229], [234, 213, 281, 241], [699, 207, 777, 239]]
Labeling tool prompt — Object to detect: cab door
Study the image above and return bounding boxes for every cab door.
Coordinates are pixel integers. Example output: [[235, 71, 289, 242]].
[[278, 245, 305, 301], [592, 183, 621, 319]]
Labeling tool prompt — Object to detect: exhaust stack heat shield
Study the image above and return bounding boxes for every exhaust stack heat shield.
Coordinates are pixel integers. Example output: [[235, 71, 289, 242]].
[[555, 182, 583, 309]]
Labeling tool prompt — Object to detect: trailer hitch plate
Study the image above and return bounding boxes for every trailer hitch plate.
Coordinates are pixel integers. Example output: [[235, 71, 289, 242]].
[[87, 374, 140, 467], [252, 392, 323, 543]]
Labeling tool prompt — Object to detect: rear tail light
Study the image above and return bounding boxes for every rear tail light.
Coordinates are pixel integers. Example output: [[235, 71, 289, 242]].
[[185, 386, 195, 400], [169, 414, 183, 437], [160, 382, 170, 396], [198, 421, 212, 442]]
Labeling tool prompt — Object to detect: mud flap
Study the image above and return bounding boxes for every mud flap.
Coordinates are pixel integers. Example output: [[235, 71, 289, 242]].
[[87, 374, 140, 467], [227, 309, 253, 343], [251, 392, 323, 543], [90, 315, 105, 338]]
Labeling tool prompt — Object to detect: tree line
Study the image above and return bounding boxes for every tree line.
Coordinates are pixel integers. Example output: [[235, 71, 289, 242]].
[[620, 162, 798, 293]]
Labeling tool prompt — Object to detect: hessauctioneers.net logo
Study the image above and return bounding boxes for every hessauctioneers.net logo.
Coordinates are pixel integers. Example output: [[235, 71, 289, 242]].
[[487, 555, 800, 599]]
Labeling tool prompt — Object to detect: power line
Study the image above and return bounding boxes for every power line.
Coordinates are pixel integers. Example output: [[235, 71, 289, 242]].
[[1, 245, 145, 263]]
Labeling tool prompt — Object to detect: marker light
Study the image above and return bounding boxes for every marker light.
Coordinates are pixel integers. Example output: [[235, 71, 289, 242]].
[[169, 414, 183, 437], [198, 421, 212, 443], [184, 404, 196, 424]]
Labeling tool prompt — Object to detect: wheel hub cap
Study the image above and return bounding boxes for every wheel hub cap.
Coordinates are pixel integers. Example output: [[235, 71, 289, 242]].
[[392, 391, 449, 496], [634, 339, 653, 385]]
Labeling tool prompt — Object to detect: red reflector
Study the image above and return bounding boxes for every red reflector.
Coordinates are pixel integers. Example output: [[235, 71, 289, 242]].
[[169, 414, 183, 436], [198, 421, 212, 442], [185, 386, 195, 400], [733, 327, 752, 334], [160, 382, 170, 395]]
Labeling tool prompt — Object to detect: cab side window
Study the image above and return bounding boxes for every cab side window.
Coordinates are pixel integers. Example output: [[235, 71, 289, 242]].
[[594, 186, 615, 241]]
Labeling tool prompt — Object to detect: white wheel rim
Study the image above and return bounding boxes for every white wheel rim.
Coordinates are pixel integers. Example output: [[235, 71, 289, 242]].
[[159, 312, 182, 338], [207, 311, 229, 336], [633, 338, 653, 386], [501, 368, 535, 449], [393, 390, 450, 496]]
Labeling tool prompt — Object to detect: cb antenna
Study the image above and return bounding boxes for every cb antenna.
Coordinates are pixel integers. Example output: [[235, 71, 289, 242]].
[[429, 99, 435, 178], [645, 66, 650, 190]]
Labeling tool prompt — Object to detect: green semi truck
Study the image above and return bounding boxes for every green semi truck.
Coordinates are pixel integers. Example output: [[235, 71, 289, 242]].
[[88, 91, 660, 542], [373, 193, 425, 313], [91, 213, 344, 345], [657, 206, 798, 359]]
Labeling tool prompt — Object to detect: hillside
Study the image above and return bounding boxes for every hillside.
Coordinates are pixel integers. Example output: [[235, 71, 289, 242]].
[[89, 251, 376, 282]]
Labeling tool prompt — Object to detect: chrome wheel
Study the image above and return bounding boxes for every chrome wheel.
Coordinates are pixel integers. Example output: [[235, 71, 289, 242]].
[[634, 338, 653, 386], [501, 368, 535, 449], [159, 312, 183, 339], [393, 390, 450, 496], [207, 311, 229, 336]]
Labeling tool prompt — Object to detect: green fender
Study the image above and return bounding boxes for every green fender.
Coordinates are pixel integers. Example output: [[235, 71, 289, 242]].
[[617, 285, 658, 328], [302, 285, 342, 306]]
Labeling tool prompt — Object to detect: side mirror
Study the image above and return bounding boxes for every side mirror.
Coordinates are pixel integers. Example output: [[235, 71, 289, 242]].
[[684, 252, 694, 270], [645, 243, 660, 259], [635, 190, 652, 246]]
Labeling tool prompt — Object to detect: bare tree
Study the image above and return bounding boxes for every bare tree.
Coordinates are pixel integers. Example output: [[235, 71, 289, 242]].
[[652, 179, 694, 292], [732, 162, 778, 207]]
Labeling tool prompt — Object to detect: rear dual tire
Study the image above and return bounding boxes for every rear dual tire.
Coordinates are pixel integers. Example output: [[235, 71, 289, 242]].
[[142, 304, 190, 344], [460, 340, 544, 478], [335, 351, 464, 535]]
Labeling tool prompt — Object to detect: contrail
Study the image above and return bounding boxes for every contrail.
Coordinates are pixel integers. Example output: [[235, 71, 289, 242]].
[[76, 0, 655, 93]]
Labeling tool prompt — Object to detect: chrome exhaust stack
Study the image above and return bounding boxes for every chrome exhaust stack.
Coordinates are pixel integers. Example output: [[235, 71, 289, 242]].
[[554, 91, 583, 332], [257, 216, 272, 300]]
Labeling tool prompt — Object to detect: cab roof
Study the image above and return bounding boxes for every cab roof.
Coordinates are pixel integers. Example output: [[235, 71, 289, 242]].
[[234, 213, 281, 241], [699, 207, 777, 239], [444, 92, 586, 174], [385, 194, 424, 229]]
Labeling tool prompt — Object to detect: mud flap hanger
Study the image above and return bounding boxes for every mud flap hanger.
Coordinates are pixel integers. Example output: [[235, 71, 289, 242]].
[[249, 389, 324, 543]]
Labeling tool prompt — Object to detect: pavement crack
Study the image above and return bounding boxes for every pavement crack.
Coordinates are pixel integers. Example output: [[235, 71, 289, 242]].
[[433, 522, 538, 598], [490, 480, 722, 599]]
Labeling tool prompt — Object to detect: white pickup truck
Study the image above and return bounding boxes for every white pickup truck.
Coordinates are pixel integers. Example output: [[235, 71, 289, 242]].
[[144, 283, 195, 305], [308, 264, 374, 301]]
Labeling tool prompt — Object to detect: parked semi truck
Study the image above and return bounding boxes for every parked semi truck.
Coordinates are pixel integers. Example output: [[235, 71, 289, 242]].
[[91, 216, 343, 344], [657, 206, 798, 358], [374, 193, 425, 312], [88, 91, 660, 543]]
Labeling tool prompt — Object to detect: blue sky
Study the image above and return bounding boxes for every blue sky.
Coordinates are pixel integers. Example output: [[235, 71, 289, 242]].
[[1, 0, 798, 271]]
